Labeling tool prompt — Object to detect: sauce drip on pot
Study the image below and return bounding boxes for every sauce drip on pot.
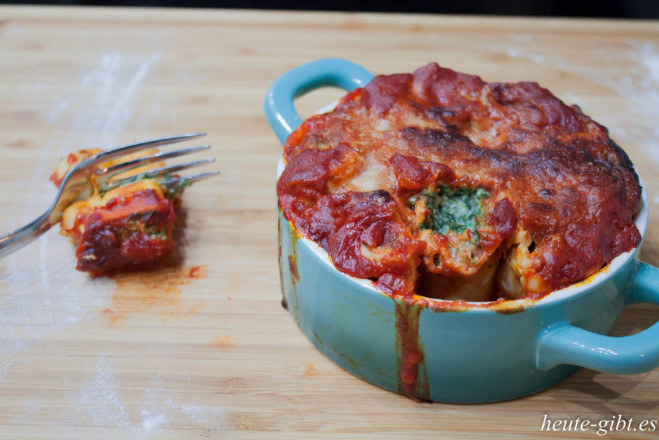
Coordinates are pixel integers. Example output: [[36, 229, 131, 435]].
[[395, 298, 429, 400]]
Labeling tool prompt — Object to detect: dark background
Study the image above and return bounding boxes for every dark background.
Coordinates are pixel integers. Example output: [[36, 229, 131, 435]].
[[2, 0, 658, 18]]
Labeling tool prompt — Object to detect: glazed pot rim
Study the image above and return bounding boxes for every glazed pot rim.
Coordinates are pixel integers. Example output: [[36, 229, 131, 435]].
[[276, 102, 649, 313]]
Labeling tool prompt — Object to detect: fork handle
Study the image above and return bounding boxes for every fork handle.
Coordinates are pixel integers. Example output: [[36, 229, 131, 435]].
[[0, 211, 55, 259]]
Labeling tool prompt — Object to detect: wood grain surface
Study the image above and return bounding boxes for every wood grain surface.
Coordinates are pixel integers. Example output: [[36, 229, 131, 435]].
[[0, 6, 657, 439]]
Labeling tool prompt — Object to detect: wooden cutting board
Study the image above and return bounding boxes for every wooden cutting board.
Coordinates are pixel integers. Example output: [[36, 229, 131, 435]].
[[0, 6, 657, 439]]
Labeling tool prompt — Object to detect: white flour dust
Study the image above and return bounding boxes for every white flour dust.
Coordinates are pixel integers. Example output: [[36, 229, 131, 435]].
[[76, 356, 132, 431], [1, 32, 226, 438], [68, 355, 226, 439], [1, 49, 168, 437], [502, 40, 659, 166], [0, 50, 164, 383], [140, 410, 169, 433]]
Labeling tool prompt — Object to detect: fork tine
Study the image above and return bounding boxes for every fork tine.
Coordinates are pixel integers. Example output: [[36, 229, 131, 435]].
[[92, 132, 206, 163], [98, 144, 211, 175], [161, 170, 220, 187], [105, 158, 215, 189]]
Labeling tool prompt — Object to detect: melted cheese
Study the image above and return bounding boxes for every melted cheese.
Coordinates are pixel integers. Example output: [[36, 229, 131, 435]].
[[278, 62, 641, 300], [61, 179, 166, 232]]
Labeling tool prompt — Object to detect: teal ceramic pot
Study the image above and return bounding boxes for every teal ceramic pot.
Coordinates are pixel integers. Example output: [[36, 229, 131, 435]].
[[264, 59, 659, 403]]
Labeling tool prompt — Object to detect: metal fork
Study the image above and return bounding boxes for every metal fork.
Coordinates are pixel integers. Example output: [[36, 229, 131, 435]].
[[0, 133, 219, 259]]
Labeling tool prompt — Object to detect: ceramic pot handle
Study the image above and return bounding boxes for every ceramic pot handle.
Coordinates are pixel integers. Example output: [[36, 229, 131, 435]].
[[264, 58, 374, 145], [535, 261, 659, 374]]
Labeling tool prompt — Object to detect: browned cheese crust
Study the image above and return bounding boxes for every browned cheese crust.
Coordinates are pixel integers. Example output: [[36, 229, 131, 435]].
[[277, 63, 641, 300]]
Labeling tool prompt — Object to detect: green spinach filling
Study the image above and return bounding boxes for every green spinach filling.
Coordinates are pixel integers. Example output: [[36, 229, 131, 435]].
[[99, 172, 187, 200], [417, 186, 489, 244], [143, 224, 169, 238]]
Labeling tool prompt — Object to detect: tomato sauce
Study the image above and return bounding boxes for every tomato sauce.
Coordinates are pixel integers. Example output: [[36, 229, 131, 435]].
[[73, 189, 177, 275], [277, 62, 641, 299]]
